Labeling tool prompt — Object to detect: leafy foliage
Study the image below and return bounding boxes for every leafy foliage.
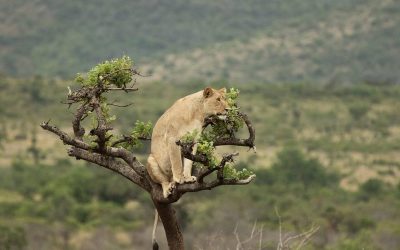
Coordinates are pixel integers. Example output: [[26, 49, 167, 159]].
[[196, 138, 218, 167], [223, 163, 253, 180], [118, 120, 152, 150], [75, 56, 133, 87], [357, 178, 385, 201], [206, 88, 244, 138], [0, 225, 26, 250], [270, 146, 339, 188], [72, 57, 152, 150]]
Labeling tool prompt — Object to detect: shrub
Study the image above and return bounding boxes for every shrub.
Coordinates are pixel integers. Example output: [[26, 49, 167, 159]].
[[0, 225, 27, 250], [270, 146, 339, 188], [358, 178, 384, 201], [347, 101, 369, 121]]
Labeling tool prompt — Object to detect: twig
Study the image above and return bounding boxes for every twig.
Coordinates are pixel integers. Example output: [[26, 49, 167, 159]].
[[105, 87, 138, 92], [111, 135, 151, 147], [107, 102, 134, 108], [234, 223, 242, 250], [295, 226, 320, 250], [275, 207, 283, 250], [273, 207, 320, 250], [259, 225, 264, 250]]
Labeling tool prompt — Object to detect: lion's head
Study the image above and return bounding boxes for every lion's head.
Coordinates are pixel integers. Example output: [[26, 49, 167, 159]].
[[202, 87, 228, 116]]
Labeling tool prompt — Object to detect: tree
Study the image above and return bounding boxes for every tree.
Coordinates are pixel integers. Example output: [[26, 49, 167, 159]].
[[41, 56, 256, 249]]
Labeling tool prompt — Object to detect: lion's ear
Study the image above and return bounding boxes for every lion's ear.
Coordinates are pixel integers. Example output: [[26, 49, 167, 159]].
[[203, 87, 214, 98], [219, 88, 226, 94]]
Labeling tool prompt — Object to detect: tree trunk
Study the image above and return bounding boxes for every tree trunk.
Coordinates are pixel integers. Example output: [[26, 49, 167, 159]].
[[153, 200, 184, 250]]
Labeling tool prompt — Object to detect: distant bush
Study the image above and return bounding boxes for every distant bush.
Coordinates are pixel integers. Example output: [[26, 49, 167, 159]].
[[331, 231, 377, 250], [0, 225, 26, 250], [347, 101, 369, 121], [269, 146, 339, 188], [358, 178, 384, 201]]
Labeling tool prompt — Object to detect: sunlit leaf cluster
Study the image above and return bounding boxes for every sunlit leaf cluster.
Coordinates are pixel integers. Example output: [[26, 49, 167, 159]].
[[197, 137, 219, 167], [118, 120, 152, 150], [75, 56, 133, 87], [223, 164, 253, 180]]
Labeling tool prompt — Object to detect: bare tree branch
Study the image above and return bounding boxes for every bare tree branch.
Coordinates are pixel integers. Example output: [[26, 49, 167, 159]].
[[149, 174, 256, 204], [234, 223, 242, 250], [72, 102, 89, 139], [276, 207, 283, 250], [107, 102, 134, 108], [275, 207, 320, 250], [40, 121, 147, 178], [105, 87, 138, 92], [40, 121, 91, 150], [232, 221, 264, 250], [67, 147, 149, 191]]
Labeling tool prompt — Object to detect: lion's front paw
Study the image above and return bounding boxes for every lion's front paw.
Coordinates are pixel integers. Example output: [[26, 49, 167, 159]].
[[184, 176, 197, 183], [162, 182, 176, 198]]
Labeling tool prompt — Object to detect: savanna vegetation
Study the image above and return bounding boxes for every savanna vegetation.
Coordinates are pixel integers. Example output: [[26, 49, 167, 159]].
[[1, 73, 399, 249]]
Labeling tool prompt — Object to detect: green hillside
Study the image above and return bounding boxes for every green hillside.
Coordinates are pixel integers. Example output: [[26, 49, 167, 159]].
[[1, 0, 399, 84], [1, 75, 400, 248]]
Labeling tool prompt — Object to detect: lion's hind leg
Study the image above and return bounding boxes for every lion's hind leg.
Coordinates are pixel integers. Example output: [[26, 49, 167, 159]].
[[147, 154, 175, 198]]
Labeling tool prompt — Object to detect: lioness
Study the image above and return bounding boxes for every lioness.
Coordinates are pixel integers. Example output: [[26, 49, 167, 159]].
[[147, 87, 228, 198]]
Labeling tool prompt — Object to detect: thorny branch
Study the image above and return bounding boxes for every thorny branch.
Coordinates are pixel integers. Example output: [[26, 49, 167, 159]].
[[232, 221, 264, 250], [111, 135, 151, 147], [275, 207, 320, 250]]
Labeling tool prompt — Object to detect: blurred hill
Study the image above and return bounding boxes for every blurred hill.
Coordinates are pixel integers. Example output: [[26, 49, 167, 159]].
[[1, 0, 399, 83]]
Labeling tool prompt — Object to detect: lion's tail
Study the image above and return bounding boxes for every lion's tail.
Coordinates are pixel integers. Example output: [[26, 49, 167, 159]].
[[152, 209, 159, 250]]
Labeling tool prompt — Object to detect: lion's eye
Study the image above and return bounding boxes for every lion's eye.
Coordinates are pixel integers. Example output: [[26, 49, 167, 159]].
[[217, 97, 221, 101]]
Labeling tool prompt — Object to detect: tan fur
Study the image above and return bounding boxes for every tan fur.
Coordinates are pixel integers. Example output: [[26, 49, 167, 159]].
[[146, 87, 228, 198]]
